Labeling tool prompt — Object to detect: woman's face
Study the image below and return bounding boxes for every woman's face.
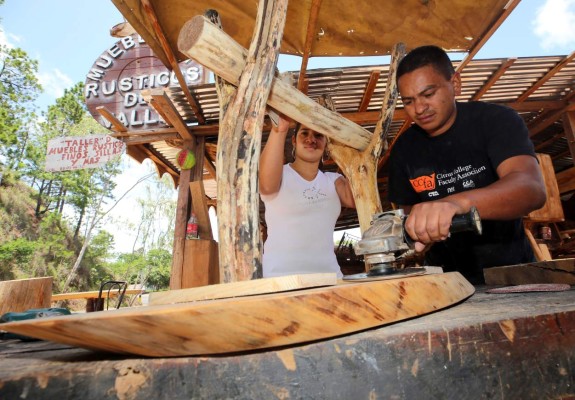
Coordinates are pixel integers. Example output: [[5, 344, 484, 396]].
[[293, 127, 326, 162]]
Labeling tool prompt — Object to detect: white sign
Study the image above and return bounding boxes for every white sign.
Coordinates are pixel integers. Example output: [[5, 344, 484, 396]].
[[45, 134, 125, 172]]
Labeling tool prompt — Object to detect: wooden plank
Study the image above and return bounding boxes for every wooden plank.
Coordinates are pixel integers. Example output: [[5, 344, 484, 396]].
[[189, 181, 211, 239], [1, 272, 474, 357], [557, 166, 575, 194], [484, 258, 575, 285], [51, 289, 143, 301], [181, 239, 219, 288], [526, 153, 565, 222], [170, 163, 192, 290], [150, 273, 336, 304], [0, 277, 52, 314]]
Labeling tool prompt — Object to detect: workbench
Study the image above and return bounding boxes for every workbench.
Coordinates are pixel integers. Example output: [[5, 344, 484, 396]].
[[1, 286, 573, 399]]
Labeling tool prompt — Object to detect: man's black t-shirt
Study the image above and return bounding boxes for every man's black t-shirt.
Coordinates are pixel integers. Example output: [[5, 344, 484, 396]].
[[388, 101, 537, 284]]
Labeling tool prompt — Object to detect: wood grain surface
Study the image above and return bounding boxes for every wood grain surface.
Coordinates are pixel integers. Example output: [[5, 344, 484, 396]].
[[149, 273, 337, 304], [1, 272, 474, 357], [0, 277, 52, 314]]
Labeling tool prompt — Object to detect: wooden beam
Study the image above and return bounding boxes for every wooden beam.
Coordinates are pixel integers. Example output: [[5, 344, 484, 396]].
[[177, 15, 372, 151], [297, 0, 323, 92], [563, 110, 575, 163], [456, 0, 521, 72], [215, 0, 288, 282], [140, 0, 206, 124], [358, 71, 381, 112], [96, 106, 127, 132], [120, 132, 179, 145], [127, 144, 179, 181], [472, 58, 517, 101], [142, 89, 193, 141], [528, 103, 575, 137], [110, 127, 179, 138], [189, 181, 212, 240], [328, 43, 405, 236], [556, 167, 575, 194], [517, 51, 575, 103]]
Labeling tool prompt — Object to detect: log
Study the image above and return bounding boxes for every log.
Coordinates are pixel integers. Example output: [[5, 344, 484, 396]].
[[326, 43, 405, 234], [0, 277, 52, 314], [177, 15, 372, 151], [212, 0, 287, 282]]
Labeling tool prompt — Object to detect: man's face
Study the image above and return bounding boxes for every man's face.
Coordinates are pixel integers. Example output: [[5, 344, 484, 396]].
[[398, 65, 460, 137]]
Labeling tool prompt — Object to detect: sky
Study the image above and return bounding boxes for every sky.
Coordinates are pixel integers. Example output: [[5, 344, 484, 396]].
[[1, 0, 575, 252]]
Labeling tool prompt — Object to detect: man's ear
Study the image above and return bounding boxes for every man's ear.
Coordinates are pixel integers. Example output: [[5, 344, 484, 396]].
[[451, 72, 462, 96]]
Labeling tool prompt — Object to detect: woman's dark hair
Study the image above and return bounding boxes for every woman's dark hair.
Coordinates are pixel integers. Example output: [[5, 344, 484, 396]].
[[397, 45, 455, 82]]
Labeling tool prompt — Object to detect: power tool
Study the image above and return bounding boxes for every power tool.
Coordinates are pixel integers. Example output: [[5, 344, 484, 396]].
[[343, 207, 482, 280]]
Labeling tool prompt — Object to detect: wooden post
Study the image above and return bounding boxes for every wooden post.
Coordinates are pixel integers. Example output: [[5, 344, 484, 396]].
[[326, 43, 405, 234], [200, 0, 288, 282]]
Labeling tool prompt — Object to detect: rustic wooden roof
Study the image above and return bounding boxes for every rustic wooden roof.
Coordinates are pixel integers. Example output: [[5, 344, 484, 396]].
[[117, 53, 575, 230], [111, 0, 516, 67]]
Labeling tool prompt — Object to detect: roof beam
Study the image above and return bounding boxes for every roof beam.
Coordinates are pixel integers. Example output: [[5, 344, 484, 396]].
[[96, 106, 127, 132], [528, 102, 575, 137], [456, 0, 521, 72], [142, 89, 194, 141], [128, 144, 179, 180], [471, 57, 517, 101], [119, 132, 179, 145], [140, 0, 206, 124], [517, 51, 575, 103], [297, 0, 323, 91], [358, 71, 381, 112]]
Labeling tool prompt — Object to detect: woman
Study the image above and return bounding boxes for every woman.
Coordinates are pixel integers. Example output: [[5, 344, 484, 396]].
[[259, 114, 355, 278]]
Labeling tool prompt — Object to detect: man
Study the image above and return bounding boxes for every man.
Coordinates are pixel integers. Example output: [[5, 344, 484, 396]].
[[388, 45, 546, 284]]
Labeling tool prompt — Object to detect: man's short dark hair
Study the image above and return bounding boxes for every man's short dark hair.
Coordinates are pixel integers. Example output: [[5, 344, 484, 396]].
[[397, 45, 455, 82]]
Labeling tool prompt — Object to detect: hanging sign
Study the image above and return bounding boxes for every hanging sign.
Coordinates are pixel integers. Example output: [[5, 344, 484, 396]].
[[84, 34, 207, 131], [45, 134, 126, 172]]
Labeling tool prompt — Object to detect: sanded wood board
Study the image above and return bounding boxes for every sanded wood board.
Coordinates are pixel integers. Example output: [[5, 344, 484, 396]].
[[1, 272, 474, 357], [484, 258, 575, 285], [149, 273, 337, 305]]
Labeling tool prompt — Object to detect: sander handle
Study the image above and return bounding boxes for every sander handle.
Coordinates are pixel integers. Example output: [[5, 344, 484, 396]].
[[404, 206, 482, 246], [449, 206, 482, 235]]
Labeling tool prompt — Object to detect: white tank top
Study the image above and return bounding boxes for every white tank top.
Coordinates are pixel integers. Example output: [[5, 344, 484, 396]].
[[261, 164, 343, 278]]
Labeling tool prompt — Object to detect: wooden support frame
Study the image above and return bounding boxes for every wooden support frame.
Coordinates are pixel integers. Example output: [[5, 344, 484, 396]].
[[205, 0, 289, 282], [455, 0, 520, 73], [517, 51, 575, 103], [142, 89, 193, 141], [177, 15, 372, 151], [140, 0, 206, 124], [327, 43, 405, 235], [471, 58, 516, 101], [96, 106, 127, 132], [296, 0, 323, 91]]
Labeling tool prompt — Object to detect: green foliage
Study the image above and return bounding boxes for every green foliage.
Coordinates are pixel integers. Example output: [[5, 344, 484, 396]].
[[0, 43, 176, 294], [0, 238, 35, 280], [0, 179, 37, 241], [108, 248, 172, 291], [0, 44, 42, 170]]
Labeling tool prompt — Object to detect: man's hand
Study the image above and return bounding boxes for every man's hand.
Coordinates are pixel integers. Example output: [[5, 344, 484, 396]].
[[404, 200, 468, 252]]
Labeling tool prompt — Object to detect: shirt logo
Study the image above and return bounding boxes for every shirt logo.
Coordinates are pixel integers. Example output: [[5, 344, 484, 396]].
[[410, 173, 436, 193]]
